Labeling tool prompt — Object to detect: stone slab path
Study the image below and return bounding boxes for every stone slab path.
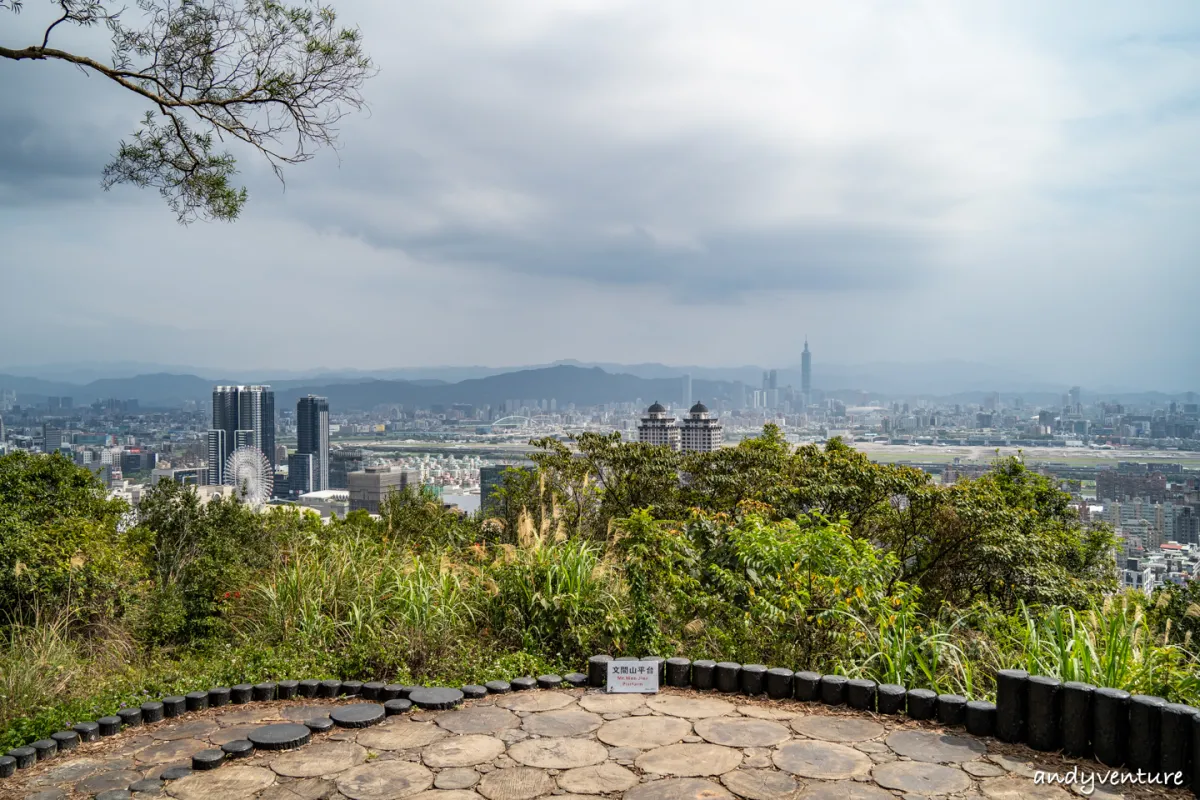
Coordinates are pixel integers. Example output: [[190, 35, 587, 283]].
[[0, 687, 1189, 800]]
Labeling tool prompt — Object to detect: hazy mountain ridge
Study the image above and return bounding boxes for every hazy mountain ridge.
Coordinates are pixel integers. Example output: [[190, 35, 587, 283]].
[[1, 362, 1192, 410]]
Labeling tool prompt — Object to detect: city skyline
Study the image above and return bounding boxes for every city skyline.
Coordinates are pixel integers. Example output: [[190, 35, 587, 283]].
[[2, 2, 1197, 386]]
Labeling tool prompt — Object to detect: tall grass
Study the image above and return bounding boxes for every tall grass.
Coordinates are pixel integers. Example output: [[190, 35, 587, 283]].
[[1008, 596, 1200, 704], [0, 611, 81, 733]]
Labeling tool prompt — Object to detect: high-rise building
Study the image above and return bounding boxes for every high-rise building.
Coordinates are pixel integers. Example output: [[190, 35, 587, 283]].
[[330, 448, 365, 489], [43, 424, 64, 453], [679, 402, 723, 453], [288, 452, 314, 497], [801, 339, 812, 403], [210, 385, 276, 483], [206, 429, 226, 485], [638, 402, 680, 451], [768, 370, 778, 391], [480, 464, 508, 513], [348, 466, 419, 514], [296, 395, 330, 492], [1069, 386, 1082, 411], [681, 375, 692, 410]]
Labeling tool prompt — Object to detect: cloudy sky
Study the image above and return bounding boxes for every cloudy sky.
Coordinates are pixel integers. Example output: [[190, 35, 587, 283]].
[[2, 0, 1197, 389]]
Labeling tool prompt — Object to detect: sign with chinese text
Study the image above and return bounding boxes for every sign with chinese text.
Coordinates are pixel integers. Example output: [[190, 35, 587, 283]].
[[606, 660, 659, 693]]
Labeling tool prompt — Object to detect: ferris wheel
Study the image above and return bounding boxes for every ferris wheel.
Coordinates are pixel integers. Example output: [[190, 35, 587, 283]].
[[224, 446, 273, 507]]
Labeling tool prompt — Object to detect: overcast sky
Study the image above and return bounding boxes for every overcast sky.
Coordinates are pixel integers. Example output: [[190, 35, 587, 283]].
[[2, 1, 1197, 389]]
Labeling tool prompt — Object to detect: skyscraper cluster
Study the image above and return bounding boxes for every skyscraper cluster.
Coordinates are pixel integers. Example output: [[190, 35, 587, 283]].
[[208, 385, 275, 485]]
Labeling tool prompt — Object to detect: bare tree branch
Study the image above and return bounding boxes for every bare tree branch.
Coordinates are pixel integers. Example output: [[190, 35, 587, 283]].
[[0, 0, 375, 222]]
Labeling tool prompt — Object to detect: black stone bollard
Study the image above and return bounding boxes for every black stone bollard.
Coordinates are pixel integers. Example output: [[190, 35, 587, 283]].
[[715, 662, 742, 693], [615, 656, 639, 661], [1092, 687, 1131, 767], [1127, 694, 1166, 773], [73, 721, 100, 742], [192, 749, 226, 771], [937, 694, 967, 727], [381, 684, 405, 700], [462, 684, 488, 699], [0, 755, 14, 778], [641, 657, 665, 689], [906, 689, 936, 720], [400, 685, 422, 698], [877, 684, 906, 714], [297, 680, 319, 699], [511, 677, 537, 691], [483, 681, 510, 695], [537, 674, 564, 689], [1160, 703, 1195, 784], [691, 660, 717, 690], [820, 675, 848, 706], [184, 691, 208, 713], [847, 679, 877, 712], [162, 696, 186, 717], [30, 739, 57, 761], [766, 668, 794, 700], [252, 683, 276, 702], [588, 655, 613, 687], [232, 683, 255, 703], [208, 687, 231, 707], [565, 673, 587, 687], [793, 671, 821, 701], [362, 681, 385, 700], [277, 680, 299, 700], [1190, 710, 1200, 793], [995, 669, 1028, 744], [665, 658, 692, 688], [740, 664, 767, 695], [141, 701, 165, 724], [6, 747, 35, 769], [341, 681, 363, 697], [1061, 682, 1094, 758], [51, 730, 80, 752], [97, 716, 122, 737], [966, 700, 996, 737], [1026, 676, 1061, 751], [317, 680, 342, 698], [118, 707, 143, 727]]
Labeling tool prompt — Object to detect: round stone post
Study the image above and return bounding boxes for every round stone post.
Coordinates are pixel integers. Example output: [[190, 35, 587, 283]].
[[906, 689, 936, 720], [1092, 687, 1131, 767], [937, 694, 967, 727], [691, 660, 717, 690], [665, 658, 691, 687], [877, 684, 906, 714], [847, 679, 877, 712], [995, 669, 1028, 744], [1159, 703, 1195, 788], [588, 655, 612, 687], [714, 662, 742, 693], [740, 664, 767, 695], [765, 668, 793, 699], [1060, 682, 1094, 758], [819, 675, 847, 705], [966, 700, 996, 737], [1026, 676, 1061, 751], [792, 671, 821, 701], [1127, 695, 1166, 773]]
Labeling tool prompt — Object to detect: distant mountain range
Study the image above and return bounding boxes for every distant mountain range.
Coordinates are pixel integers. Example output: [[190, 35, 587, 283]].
[[0, 361, 1193, 410]]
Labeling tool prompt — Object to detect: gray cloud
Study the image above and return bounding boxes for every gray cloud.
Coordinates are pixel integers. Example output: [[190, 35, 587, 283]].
[[0, 0, 1197, 386]]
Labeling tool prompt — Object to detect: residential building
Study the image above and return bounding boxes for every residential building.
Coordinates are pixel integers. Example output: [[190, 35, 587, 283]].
[[638, 402, 680, 451], [679, 401, 724, 453], [330, 448, 365, 489], [801, 339, 812, 404]]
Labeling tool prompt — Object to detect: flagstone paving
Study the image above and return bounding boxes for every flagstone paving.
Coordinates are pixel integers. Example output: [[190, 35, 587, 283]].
[[0, 686, 1190, 799]]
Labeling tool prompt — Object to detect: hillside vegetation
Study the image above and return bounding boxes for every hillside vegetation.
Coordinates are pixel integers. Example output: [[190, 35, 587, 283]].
[[2, 428, 1197, 749]]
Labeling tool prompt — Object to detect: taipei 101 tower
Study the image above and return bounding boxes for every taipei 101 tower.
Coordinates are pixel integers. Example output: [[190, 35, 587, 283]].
[[801, 339, 812, 407]]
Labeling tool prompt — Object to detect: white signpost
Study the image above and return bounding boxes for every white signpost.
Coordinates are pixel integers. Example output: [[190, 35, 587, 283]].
[[606, 660, 659, 693]]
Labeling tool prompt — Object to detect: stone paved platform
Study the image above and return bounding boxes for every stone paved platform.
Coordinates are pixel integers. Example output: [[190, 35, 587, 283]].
[[0, 687, 1189, 800]]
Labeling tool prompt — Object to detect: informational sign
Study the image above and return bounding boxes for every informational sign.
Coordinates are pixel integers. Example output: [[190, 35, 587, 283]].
[[607, 660, 659, 693]]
